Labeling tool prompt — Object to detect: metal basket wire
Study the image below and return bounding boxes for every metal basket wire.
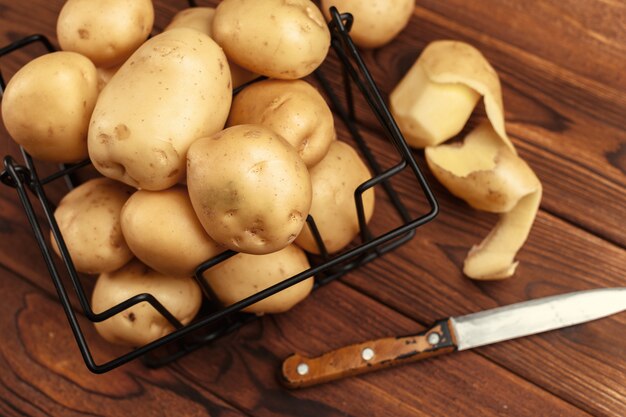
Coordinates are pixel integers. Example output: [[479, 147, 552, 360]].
[[0, 6, 437, 373]]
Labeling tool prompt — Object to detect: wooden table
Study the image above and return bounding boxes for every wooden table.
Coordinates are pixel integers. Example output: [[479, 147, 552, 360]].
[[1, 1, 624, 416]]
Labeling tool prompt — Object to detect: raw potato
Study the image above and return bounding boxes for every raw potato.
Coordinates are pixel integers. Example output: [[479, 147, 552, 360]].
[[121, 186, 223, 277], [187, 124, 312, 255], [51, 178, 134, 274], [390, 61, 480, 148], [203, 245, 312, 314], [1, 51, 98, 162], [296, 141, 375, 254], [228, 79, 335, 167], [88, 28, 232, 190], [390, 40, 513, 150], [164, 7, 257, 89], [212, 0, 330, 79], [321, 0, 414, 48], [425, 122, 542, 279], [92, 260, 202, 347], [57, 0, 154, 68], [164, 6, 215, 34]]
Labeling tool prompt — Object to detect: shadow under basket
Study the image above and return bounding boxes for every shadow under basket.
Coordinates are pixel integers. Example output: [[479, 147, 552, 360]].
[[0, 7, 438, 374]]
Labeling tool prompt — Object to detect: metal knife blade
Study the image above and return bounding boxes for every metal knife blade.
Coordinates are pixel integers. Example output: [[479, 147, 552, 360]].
[[281, 287, 626, 388], [452, 287, 626, 350]]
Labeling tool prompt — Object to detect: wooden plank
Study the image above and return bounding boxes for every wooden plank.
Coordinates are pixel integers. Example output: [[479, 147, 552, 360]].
[[336, 129, 626, 416], [0, 266, 249, 417], [0, 159, 597, 416], [416, 0, 626, 91], [168, 281, 593, 417], [2, 114, 623, 414], [0, 0, 623, 416], [0, 247, 593, 416]]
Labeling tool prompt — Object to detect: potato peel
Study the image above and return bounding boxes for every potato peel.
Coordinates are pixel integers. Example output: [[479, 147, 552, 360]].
[[463, 184, 542, 279], [425, 122, 538, 214], [394, 41, 542, 279]]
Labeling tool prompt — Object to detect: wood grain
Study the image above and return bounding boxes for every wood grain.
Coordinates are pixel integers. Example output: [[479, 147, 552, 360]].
[[0, 0, 624, 416], [0, 254, 594, 417], [417, 0, 626, 91], [170, 283, 593, 417], [0, 266, 249, 417]]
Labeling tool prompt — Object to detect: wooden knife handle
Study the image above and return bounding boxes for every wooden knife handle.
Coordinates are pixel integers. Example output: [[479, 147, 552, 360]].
[[281, 319, 457, 389]]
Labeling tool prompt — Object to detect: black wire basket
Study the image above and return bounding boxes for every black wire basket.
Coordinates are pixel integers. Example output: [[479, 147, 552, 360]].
[[0, 6, 438, 374]]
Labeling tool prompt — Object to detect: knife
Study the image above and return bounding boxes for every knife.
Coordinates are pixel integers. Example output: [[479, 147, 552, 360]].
[[281, 287, 626, 388]]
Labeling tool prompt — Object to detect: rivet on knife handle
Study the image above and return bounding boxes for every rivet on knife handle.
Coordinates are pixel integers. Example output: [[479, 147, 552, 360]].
[[281, 319, 457, 389]]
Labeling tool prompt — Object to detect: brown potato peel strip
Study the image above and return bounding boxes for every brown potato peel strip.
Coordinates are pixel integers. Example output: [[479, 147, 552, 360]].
[[393, 41, 542, 279]]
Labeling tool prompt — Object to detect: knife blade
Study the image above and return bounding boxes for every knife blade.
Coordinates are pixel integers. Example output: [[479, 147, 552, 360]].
[[280, 287, 626, 388]]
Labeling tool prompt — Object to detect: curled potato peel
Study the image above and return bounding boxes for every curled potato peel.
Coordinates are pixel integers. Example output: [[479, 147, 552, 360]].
[[463, 184, 542, 279], [425, 123, 538, 214], [426, 123, 542, 280], [393, 41, 542, 279]]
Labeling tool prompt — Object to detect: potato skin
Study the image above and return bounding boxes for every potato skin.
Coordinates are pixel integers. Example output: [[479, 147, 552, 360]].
[[295, 141, 375, 254], [92, 260, 202, 347], [164, 6, 215, 34], [203, 245, 312, 314], [51, 178, 134, 274], [164, 7, 257, 89], [228, 79, 335, 167], [121, 186, 223, 277], [321, 0, 414, 48], [1, 51, 98, 163], [187, 124, 312, 255], [88, 28, 232, 190], [96, 64, 121, 92], [212, 0, 330, 79], [57, 0, 154, 68]]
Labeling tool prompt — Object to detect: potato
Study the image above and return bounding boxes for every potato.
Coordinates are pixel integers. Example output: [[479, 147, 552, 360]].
[[390, 40, 512, 150], [390, 62, 480, 148], [164, 7, 215, 34], [51, 178, 134, 274], [321, 0, 414, 48], [295, 141, 375, 254], [96, 65, 120, 92], [164, 7, 257, 89], [212, 0, 330, 79], [1, 51, 98, 162], [92, 260, 202, 347], [187, 124, 312, 255], [56, 0, 154, 68], [121, 185, 223, 277], [228, 79, 335, 167], [88, 28, 232, 190], [203, 245, 312, 314]]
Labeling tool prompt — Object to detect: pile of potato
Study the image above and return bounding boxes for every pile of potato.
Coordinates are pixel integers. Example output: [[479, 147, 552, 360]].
[[0, 0, 377, 348]]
